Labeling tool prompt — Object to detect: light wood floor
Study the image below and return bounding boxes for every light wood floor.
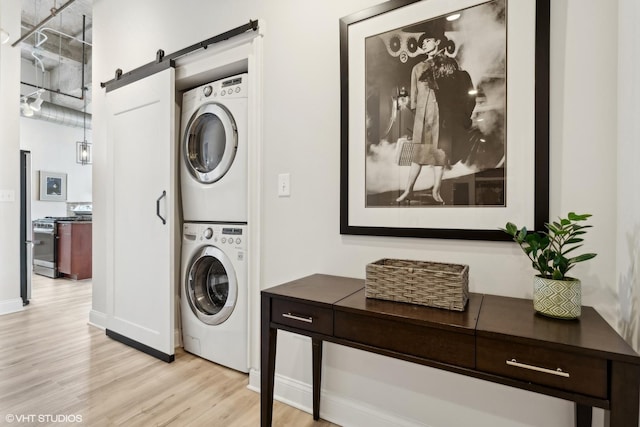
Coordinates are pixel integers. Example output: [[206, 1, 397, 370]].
[[0, 274, 338, 426]]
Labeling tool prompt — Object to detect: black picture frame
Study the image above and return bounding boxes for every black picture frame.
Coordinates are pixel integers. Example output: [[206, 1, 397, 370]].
[[339, 0, 549, 240]]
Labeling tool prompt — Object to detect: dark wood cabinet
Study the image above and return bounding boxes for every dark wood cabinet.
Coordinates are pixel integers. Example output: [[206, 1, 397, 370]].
[[261, 274, 640, 427], [57, 222, 92, 280], [271, 298, 334, 335], [334, 290, 481, 368]]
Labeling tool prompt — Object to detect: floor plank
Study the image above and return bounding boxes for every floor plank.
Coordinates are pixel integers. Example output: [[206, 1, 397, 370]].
[[0, 274, 338, 426]]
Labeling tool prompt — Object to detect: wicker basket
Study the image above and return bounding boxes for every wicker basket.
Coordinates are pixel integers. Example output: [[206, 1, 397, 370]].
[[365, 259, 469, 311]]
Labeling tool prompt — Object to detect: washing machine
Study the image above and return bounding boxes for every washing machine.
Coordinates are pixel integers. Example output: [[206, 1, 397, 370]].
[[181, 222, 248, 372], [180, 73, 248, 223]]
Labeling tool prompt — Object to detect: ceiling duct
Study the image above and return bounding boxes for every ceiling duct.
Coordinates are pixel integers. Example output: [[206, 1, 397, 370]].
[[21, 100, 91, 129]]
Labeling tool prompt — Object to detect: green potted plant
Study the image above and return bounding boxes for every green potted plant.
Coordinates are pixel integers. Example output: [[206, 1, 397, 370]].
[[502, 212, 597, 319]]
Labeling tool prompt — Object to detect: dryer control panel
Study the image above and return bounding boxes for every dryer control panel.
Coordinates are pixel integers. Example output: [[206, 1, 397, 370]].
[[197, 73, 248, 102], [220, 227, 244, 246]]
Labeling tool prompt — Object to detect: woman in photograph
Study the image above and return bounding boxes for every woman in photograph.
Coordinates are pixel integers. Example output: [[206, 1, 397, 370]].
[[396, 25, 476, 204]]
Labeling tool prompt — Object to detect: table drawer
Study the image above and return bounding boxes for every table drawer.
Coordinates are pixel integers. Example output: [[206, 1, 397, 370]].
[[335, 311, 475, 368], [477, 337, 608, 398], [271, 298, 333, 335]]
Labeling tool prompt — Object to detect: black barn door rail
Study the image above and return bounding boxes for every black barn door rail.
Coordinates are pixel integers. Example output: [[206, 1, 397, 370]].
[[101, 20, 259, 93]]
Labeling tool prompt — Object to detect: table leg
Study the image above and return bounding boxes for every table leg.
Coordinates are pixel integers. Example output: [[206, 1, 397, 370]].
[[261, 295, 277, 427], [575, 403, 592, 427], [607, 360, 640, 427], [312, 338, 323, 421]]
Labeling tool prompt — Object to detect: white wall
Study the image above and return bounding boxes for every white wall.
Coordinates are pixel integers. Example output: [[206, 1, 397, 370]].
[[91, 1, 629, 426], [0, 3, 92, 316], [617, 0, 640, 351], [20, 118, 92, 220], [0, 0, 24, 315]]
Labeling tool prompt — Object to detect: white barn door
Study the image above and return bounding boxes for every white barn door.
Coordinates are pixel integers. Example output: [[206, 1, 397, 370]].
[[105, 66, 176, 362]]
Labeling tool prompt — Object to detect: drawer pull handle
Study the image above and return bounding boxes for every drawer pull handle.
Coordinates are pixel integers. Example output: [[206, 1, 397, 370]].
[[506, 359, 570, 378], [282, 313, 313, 323]]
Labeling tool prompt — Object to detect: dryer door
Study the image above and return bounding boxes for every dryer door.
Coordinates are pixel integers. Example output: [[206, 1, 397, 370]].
[[186, 246, 238, 325], [183, 103, 238, 184]]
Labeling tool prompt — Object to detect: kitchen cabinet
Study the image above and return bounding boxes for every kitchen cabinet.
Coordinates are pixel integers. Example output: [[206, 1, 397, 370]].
[[57, 222, 92, 280]]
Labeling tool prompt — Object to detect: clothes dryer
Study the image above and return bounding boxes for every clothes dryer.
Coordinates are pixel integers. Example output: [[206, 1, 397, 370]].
[[180, 74, 248, 222], [181, 222, 248, 372]]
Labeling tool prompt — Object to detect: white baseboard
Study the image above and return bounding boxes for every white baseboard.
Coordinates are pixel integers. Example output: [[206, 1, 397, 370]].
[[247, 369, 427, 427], [175, 328, 182, 348], [88, 309, 106, 329], [247, 369, 260, 392], [0, 298, 24, 316]]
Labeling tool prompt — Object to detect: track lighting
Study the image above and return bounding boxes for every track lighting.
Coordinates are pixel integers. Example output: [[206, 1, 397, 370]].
[[19, 89, 46, 116], [30, 93, 44, 111], [21, 99, 34, 117], [0, 28, 9, 44]]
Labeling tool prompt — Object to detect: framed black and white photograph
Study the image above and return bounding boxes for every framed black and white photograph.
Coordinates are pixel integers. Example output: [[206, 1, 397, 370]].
[[340, 0, 549, 240], [39, 171, 67, 202]]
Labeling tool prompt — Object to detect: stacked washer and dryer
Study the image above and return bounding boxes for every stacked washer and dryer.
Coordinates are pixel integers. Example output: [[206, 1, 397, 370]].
[[180, 74, 249, 373]]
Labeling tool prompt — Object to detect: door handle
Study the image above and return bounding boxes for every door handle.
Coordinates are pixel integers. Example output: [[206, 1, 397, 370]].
[[156, 190, 167, 225]]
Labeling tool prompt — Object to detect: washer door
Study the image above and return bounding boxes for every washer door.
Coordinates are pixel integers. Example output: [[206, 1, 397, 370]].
[[184, 103, 238, 184], [186, 246, 237, 325]]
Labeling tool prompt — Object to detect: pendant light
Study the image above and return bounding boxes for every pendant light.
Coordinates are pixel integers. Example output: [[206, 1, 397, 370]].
[[75, 15, 91, 166], [76, 86, 91, 165], [76, 139, 91, 165]]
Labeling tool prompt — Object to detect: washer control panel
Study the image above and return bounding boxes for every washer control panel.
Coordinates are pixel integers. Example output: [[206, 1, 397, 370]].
[[183, 223, 247, 251]]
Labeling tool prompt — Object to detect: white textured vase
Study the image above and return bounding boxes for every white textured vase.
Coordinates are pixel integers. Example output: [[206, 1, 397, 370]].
[[533, 276, 581, 319]]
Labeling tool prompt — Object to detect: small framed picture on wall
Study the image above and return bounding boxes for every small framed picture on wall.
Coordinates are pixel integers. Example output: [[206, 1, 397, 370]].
[[39, 171, 67, 201]]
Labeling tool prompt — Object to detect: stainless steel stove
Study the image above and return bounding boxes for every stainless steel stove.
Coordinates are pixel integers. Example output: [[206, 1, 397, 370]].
[[32, 216, 92, 278]]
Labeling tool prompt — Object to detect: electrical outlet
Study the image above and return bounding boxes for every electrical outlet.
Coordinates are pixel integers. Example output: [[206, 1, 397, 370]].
[[278, 173, 290, 197], [0, 190, 15, 202]]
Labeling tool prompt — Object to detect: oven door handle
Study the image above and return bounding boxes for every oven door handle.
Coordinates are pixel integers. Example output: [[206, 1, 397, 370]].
[[33, 229, 55, 235], [156, 190, 167, 225]]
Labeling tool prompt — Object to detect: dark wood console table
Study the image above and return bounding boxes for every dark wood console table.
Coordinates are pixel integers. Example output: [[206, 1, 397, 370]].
[[261, 274, 640, 427]]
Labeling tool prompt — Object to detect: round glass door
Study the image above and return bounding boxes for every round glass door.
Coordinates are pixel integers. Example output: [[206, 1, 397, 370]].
[[186, 246, 237, 325], [184, 103, 238, 184]]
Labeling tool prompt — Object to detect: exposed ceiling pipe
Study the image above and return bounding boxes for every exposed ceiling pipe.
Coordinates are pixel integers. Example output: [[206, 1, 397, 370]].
[[21, 100, 92, 129], [11, 0, 78, 47]]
